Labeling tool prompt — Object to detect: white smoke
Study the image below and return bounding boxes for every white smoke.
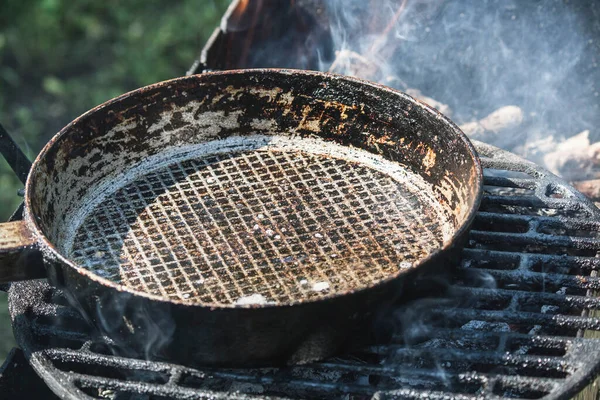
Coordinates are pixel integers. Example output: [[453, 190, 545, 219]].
[[317, 0, 599, 181]]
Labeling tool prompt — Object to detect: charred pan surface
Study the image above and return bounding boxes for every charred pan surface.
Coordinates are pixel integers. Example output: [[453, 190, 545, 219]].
[[22, 69, 481, 366], [28, 70, 480, 254]]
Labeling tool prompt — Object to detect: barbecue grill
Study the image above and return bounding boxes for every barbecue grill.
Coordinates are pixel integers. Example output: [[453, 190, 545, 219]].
[[2, 1, 600, 398], [4, 141, 600, 399]]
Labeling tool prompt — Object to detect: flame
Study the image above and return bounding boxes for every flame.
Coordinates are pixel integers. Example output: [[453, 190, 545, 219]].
[[231, 0, 250, 19], [222, 0, 263, 33]]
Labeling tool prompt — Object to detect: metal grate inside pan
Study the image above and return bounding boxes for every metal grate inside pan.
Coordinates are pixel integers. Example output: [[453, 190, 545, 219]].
[[68, 139, 449, 305]]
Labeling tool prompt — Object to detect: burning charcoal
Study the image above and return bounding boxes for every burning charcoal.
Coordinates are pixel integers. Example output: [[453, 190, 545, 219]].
[[572, 179, 600, 204], [479, 106, 524, 133], [516, 135, 559, 164], [460, 106, 523, 143], [543, 130, 600, 181]]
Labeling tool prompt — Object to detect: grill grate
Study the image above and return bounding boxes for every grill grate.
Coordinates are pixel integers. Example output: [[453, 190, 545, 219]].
[[69, 146, 445, 305], [9, 141, 600, 400]]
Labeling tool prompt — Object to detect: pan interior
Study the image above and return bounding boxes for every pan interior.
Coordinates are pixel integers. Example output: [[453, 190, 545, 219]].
[[65, 135, 453, 306]]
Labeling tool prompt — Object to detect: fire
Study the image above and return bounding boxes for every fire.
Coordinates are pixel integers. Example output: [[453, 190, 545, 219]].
[[222, 0, 262, 33], [231, 0, 249, 19]]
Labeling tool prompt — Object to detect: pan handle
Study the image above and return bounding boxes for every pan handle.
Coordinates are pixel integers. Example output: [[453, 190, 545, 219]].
[[0, 220, 46, 283]]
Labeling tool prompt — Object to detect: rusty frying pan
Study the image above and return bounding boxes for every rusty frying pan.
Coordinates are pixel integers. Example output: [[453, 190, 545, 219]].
[[0, 69, 482, 366]]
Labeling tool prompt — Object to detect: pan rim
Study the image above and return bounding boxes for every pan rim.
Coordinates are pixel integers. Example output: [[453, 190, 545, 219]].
[[24, 68, 483, 309]]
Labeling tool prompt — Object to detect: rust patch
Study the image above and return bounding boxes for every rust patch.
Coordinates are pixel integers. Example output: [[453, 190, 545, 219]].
[[0, 220, 35, 250], [0, 220, 41, 283], [422, 146, 437, 173]]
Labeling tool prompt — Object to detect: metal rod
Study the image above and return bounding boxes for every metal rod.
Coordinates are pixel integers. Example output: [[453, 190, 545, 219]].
[[0, 122, 32, 185]]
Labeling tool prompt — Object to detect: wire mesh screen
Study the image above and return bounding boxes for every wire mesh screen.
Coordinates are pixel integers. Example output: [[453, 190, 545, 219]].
[[70, 148, 446, 305]]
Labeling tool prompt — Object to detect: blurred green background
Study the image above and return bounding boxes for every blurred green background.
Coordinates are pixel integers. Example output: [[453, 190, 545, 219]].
[[0, 0, 230, 363]]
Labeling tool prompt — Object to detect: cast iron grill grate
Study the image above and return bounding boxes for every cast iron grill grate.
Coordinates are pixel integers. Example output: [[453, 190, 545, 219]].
[[9, 142, 600, 400]]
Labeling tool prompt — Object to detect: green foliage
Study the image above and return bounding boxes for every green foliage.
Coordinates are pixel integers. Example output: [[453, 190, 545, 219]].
[[0, 0, 230, 219], [0, 0, 230, 361]]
